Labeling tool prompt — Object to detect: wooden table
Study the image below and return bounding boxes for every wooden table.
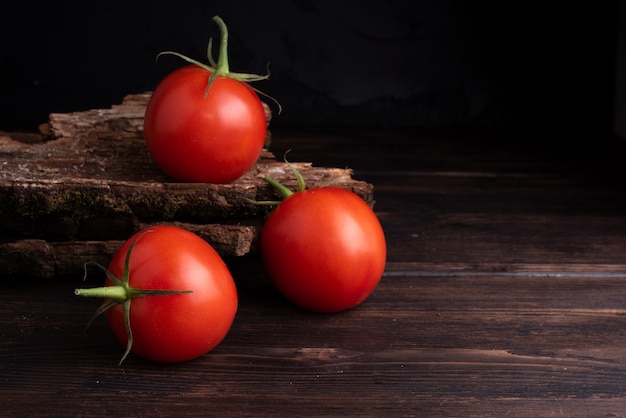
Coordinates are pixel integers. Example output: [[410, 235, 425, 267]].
[[2, 126, 626, 416]]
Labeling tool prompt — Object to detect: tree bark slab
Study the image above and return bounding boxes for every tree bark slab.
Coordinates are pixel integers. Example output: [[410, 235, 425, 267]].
[[0, 93, 374, 278]]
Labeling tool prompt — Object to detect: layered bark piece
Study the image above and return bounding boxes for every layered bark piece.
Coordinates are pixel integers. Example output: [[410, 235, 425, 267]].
[[0, 93, 373, 278]]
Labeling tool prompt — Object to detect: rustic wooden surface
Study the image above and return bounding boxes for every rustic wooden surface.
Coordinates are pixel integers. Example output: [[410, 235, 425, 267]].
[[0, 94, 372, 277], [2, 126, 626, 416]]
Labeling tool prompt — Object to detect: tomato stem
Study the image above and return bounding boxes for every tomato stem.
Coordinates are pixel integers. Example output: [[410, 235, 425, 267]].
[[74, 230, 193, 365], [261, 153, 307, 198], [247, 155, 310, 204], [74, 286, 128, 301], [153, 16, 282, 112], [263, 176, 294, 199], [74, 285, 192, 301], [212, 16, 230, 75]]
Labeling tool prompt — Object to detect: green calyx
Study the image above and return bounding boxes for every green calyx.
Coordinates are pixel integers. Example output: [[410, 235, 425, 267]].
[[156, 15, 281, 112], [246, 154, 306, 206], [74, 229, 192, 365]]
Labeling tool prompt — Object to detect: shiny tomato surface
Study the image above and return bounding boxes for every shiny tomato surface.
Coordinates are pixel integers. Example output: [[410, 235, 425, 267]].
[[105, 226, 238, 363], [261, 187, 386, 313], [144, 65, 267, 184]]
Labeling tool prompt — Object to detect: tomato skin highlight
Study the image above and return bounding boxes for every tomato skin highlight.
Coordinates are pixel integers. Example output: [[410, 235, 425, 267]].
[[104, 226, 238, 363], [260, 187, 386, 313], [144, 65, 267, 184]]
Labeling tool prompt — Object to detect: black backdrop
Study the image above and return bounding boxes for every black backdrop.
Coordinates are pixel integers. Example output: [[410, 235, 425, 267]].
[[0, 1, 619, 141]]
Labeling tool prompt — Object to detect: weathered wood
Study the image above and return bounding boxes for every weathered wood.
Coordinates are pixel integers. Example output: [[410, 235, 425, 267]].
[[0, 223, 258, 279], [0, 94, 373, 277], [2, 266, 626, 416], [42, 92, 273, 146], [2, 127, 626, 416]]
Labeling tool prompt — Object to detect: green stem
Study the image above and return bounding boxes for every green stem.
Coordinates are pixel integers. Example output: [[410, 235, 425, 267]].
[[264, 176, 294, 199], [75, 286, 192, 301], [75, 229, 192, 365], [153, 16, 279, 108], [212, 16, 230, 75], [75, 286, 128, 301]]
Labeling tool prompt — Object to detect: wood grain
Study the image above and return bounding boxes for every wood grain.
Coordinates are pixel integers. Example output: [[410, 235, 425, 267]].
[[0, 95, 373, 278], [2, 126, 626, 416]]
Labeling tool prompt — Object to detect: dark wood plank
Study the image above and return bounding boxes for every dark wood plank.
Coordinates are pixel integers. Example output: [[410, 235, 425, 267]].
[[271, 126, 626, 270], [2, 268, 626, 417], [2, 126, 626, 416]]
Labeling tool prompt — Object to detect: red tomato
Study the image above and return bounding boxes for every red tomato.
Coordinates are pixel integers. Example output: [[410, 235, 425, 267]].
[[143, 65, 267, 184], [260, 187, 386, 313], [103, 226, 237, 363]]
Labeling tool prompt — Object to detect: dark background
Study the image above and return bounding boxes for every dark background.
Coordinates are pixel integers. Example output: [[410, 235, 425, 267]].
[[0, 1, 620, 142]]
